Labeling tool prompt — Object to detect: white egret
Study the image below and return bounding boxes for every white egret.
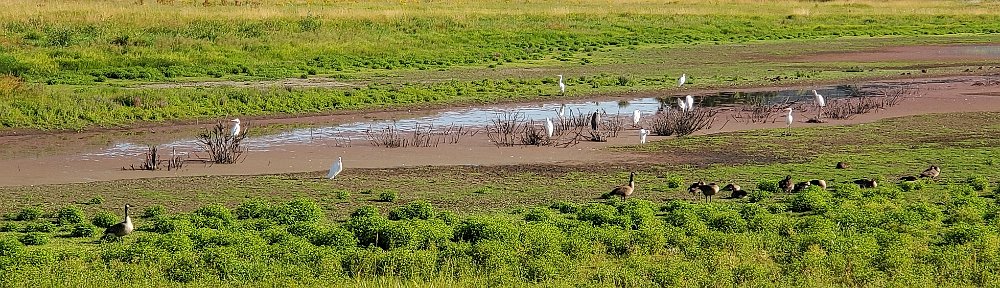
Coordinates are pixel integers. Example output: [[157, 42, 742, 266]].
[[678, 73, 686, 87], [545, 117, 554, 138], [558, 75, 565, 95], [783, 107, 793, 135], [685, 95, 694, 111], [326, 157, 343, 179], [557, 104, 566, 119], [230, 118, 241, 137], [812, 89, 826, 120], [632, 110, 641, 127], [103, 204, 133, 239], [677, 98, 688, 112], [639, 128, 649, 144]]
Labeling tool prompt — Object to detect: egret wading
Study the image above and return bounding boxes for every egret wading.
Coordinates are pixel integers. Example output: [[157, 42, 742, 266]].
[[545, 118, 554, 138], [783, 108, 793, 135], [326, 157, 343, 179], [558, 75, 566, 95], [632, 110, 641, 128], [813, 90, 826, 121], [685, 95, 694, 111], [230, 118, 241, 137]]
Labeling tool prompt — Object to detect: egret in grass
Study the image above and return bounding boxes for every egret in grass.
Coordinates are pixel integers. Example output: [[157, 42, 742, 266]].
[[678, 73, 687, 87], [812, 90, 826, 120], [558, 75, 566, 95], [784, 107, 793, 135], [545, 117, 554, 138], [230, 118, 241, 137], [632, 110, 641, 127], [685, 95, 694, 111], [639, 128, 649, 144], [326, 157, 343, 179]]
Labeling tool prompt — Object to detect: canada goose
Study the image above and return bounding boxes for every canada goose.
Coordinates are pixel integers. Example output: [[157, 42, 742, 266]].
[[590, 112, 600, 131], [326, 157, 343, 179], [104, 204, 134, 239], [609, 172, 635, 200], [854, 179, 878, 189], [723, 183, 747, 199], [836, 162, 849, 169], [230, 118, 241, 137], [778, 175, 794, 193], [687, 181, 705, 197], [899, 176, 918, 182], [919, 166, 940, 179], [793, 181, 811, 193], [809, 179, 827, 190], [699, 183, 719, 202]]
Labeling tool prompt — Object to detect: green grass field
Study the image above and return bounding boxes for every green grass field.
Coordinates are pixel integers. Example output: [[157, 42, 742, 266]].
[[1, 0, 1000, 130], [1, 112, 998, 286]]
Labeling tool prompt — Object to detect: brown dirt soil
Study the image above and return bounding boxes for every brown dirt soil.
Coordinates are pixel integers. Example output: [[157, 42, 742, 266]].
[[1, 74, 997, 187]]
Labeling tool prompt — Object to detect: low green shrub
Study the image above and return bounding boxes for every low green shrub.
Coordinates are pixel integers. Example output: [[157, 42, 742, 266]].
[[0, 222, 19, 232], [22, 222, 55, 233], [56, 206, 86, 225], [91, 210, 119, 228], [966, 175, 990, 192], [143, 205, 167, 218], [378, 191, 398, 202], [789, 187, 832, 213], [71, 224, 97, 237], [666, 176, 685, 189], [756, 179, 781, 193], [389, 200, 435, 220], [20, 232, 48, 245], [14, 207, 44, 221]]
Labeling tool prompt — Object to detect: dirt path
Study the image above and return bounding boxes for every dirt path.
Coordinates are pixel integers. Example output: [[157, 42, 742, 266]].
[[1, 75, 998, 187]]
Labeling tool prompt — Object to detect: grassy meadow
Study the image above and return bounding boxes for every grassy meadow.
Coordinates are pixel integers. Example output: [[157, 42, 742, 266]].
[[1, 112, 999, 286], [1, 0, 1000, 130]]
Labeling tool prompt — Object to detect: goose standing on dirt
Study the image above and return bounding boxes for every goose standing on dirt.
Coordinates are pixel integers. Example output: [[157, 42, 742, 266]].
[[639, 129, 649, 144], [632, 110, 641, 127], [688, 181, 705, 197], [812, 89, 826, 120], [783, 108, 793, 135], [104, 204, 134, 239], [558, 75, 566, 95], [685, 95, 695, 111], [919, 165, 940, 179], [699, 183, 719, 202], [609, 172, 636, 200], [230, 118, 241, 137], [545, 118, 554, 138], [779, 175, 794, 193], [590, 112, 600, 131], [678, 73, 687, 87], [326, 157, 343, 179]]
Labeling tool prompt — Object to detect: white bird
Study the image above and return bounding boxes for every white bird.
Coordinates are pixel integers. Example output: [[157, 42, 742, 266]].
[[544, 117, 554, 138], [558, 75, 565, 95], [812, 90, 826, 107], [326, 157, 343, 179], [677, 98, 688, 112], [557, 104, 566, 119], [632, 110, 641, 127], [784, 107, 793, 135], [230, 118, 241, 137], [685, 95, 694, 111], [678, 73, 686, 87], [639, 129, 649, 144]]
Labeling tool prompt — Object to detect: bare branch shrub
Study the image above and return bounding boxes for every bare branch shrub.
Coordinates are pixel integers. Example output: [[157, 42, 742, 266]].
[[648, 108, 717, 137], [197, 121, 247, 164], [124, 146, 186, 171]]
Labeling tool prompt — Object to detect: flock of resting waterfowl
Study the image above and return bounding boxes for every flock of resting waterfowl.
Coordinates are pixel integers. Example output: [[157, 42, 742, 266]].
[[609, 163, 943, 202]]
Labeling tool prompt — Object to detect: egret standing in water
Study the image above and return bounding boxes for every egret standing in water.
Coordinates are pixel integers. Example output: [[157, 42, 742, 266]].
[[632, 110, 641, 128], [678, 73, 687, 87], [685, 95, 694, 111], [545, 117, 554, 138], [784, 107, 794, 135], [639, 129, 649, 144], [558, 75, 566, 95], [557, 104, 566, 119], [812, 90, 826, 121], [326, 157, 343, 179], [230, 118, 241, 137]]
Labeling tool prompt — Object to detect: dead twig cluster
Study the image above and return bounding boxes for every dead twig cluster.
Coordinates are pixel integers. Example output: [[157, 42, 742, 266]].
[[731, 92, 789, 124], [196, 121, 247, 164], [649, 108, 718, 137], [821, 86, 916, 120], [365, 122, 475, 148], [124, 146, 186, 171]]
